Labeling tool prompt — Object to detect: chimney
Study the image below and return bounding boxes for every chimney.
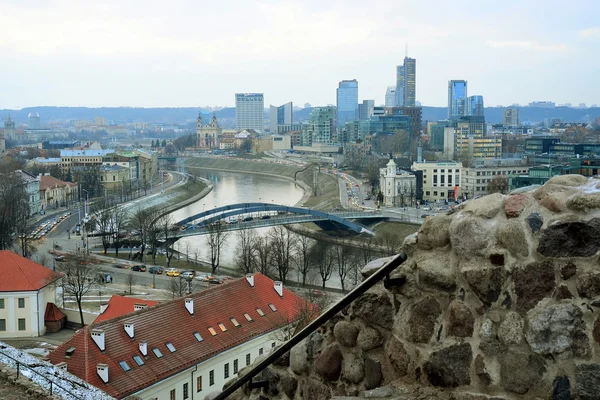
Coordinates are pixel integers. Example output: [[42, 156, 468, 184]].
[[274, 281, 283, 297], [100, 303, 109, 314], [139, 342, 148, 356], [185, 298, 194, 315], [246, 273, 254, 287], [56, 362, 67, 372], [96, 364, 109, 384], [134, 303, 147, 312], [91, 329, 105, 351], [124, 322, 134, 338]]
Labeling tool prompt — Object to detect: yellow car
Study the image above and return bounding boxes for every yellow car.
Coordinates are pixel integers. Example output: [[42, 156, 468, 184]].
[[166, 268, 180, 277]]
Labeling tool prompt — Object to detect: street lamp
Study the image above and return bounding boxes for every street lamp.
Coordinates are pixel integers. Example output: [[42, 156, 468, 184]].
[[81, 189, 89, 219]]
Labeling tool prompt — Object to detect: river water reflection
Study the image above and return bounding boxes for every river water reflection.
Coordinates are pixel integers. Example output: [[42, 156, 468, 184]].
[[169, 170, 304, 268]]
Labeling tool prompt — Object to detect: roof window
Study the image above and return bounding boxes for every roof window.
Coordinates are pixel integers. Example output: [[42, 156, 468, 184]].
[[218, 323, 228, 332], [194, 332, 204, 342], [152, 348, 163, 358], [132, 355, 144, 366], [208, 327, 217, 336], [230, 318, 240, 327], [256, 308, 265, 317], [268, 303, 277, 312], [166, 342, 176, 353], [243, 313, 253, 322], [119, 360, 131, 371]]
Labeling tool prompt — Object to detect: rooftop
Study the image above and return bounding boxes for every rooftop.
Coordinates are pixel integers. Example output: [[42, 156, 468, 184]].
[[40, 175, 77, 191], [94, 295, 159, 323], [48, 274, 309, 398], [0, 251, 63, 292], [60, 150, 113, 157]]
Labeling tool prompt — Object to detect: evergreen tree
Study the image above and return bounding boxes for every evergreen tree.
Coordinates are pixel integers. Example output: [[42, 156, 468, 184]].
[[161, 139, 167, 147], [65, 168, 73, 182]]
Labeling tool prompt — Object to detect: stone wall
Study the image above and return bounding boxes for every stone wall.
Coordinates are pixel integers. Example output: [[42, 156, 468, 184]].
[[230, 175, 600, 400]]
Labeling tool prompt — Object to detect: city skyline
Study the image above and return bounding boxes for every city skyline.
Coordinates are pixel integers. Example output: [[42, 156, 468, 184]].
[[0, 0, 599, 109]]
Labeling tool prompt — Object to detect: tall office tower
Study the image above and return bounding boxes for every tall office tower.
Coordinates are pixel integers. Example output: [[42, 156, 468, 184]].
[[466, 95, 485, 117], [358, 100, 375, 120], [448, 80, 468, 119], [336, 79, 359, 127], [28, 112, 41, 129], [394, 57, 417, 107], [235, 93, 264, 131], [503, 107, 520, 127], [301, 106, 336, 146], [385, 86, 397, 107], [269, 102, 293, 133]]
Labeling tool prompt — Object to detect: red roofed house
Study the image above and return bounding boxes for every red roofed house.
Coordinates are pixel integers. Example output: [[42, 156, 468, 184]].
[[38, 174, 78, 211], [94, 295, 159, 324], [0, 251, 63, 338], [48, 273, 311, 399]]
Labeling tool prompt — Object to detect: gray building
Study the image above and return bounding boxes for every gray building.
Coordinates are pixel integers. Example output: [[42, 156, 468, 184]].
[[466, 95, 484, 117], [358, 100, 375, 120], [235, 93, 264, 131], [269, 102, 293, 133], [395, 57, 417, 107], [336, 80, 359, 127], [503, 107, 519, 127], [385, 86, 396, 107]]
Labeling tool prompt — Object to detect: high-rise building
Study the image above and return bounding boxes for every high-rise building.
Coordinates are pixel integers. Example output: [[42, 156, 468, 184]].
[[448, 80, 468, 119], [503, 107, 519, 127], [235, 93, 264, 131], [466, 95, 484, 117], [28, 112, 41, 129], [385, 86, 396, 107], [336, 80, 358, 127], [394, 57, 417, 107], [301, 106, 336, 146], [269, 102, 293, 133], [358, 100, 375, 120], [384, 107, 423, 137]]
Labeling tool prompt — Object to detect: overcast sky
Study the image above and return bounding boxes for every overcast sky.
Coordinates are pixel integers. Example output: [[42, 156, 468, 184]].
[[0, 0, 598, 109]]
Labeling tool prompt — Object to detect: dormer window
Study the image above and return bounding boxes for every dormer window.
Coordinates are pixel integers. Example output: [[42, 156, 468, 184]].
[[256, 308, 265, 317], [152, 348, 163, 358], [244, 313, 253, 322], [268, 303, 277, 312], [218, 323, 227, 332], [230, 318, 240, 327], [208, 327, 217, 336]]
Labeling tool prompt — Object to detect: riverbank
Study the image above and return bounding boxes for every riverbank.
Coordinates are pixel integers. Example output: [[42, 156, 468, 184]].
[[185, 157, 341, 210]]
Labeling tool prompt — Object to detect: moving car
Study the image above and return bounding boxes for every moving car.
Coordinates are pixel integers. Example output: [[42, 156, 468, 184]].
[[131, 265, 147, 272], [180, 270, 195, 279], [166, 268, 180, 277], [54, 255, 65, 262], [148, 266, 163, 275]]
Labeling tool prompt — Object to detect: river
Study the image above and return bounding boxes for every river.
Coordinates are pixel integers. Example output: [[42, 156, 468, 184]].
[[168, 170, 305, 269]]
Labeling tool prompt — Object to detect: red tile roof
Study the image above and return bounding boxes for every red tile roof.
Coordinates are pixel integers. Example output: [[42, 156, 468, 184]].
[[39, 175, 77, 191], [0, 251, 63, 292], [44, 303, 66, 322], [48, 274, 310, 398], [94, 296, 159, 323]]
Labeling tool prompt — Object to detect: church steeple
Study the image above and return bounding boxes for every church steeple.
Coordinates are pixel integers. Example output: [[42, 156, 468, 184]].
[[197, 112, 203, 129]]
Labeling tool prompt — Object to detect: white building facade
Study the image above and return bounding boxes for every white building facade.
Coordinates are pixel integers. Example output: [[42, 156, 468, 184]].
[[379, 158, 417, 207], [412, 160, 463, 202], [236, 93, 264, 132]]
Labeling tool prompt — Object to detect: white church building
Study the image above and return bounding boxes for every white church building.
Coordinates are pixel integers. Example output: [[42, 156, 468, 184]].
[[379, 156, 417, 207]]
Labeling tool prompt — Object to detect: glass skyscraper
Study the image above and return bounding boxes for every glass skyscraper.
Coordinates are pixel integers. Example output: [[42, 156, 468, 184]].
[[466, 95, 484, 117], [336, 79, 358, 127], [395, 57, 416, 107], [235, 93, 264, 131], [448, 80, 468, 119], [269, 102, 293, 133]]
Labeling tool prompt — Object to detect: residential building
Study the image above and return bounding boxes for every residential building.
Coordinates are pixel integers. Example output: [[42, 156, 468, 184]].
[[341, 121, 361, 144], [503, 107, 519, 127], [336, 80, 359, 127], [395, 57, 417, 107], [134, 149, 159, 188], [95, 295, 159, 324], [269, 102, 293, 133], [358, 100, 375, 121], [379, 157, 417, 207], [385, 86, 396, 107], [99, 165, 130, 194], [14, 170, 41, 215], [412, 160, 462, 202], [466, 95, 484, 117], [0, 251, 63, 338], [235, 93, 264, 131], [39, 174, 78, 210], [462, 162, 530, 199], [196, 114, 222, 149], [300, 106, 336, 147], [60, 149, 114, 171], [48, 274, 310, 399], [448, 80, 468, 119], [384, 107, 422, 137]]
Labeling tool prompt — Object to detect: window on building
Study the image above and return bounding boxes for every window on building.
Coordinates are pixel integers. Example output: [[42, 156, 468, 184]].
[[166, 342, 176, 352], [433, 191, 438, 196], [209, 370, 215, 386], [133, 355, 144, 366], [477, 172, 480, 176], [0, 320, 6, 331], [230, 318, 240, 327], [256, 308, 265, 317], [170, 389, 175, 400], [0, 299, 4, 309], [425, 191, 430, 196], [152, 348, 163, 358], [259, 348, 263, 356], [119, 360, 131, 372], [18, 318, 25, 331], [272, 342, 276, 348], [18, 298, 25, 308], [246, 353, 251, 366], [197, 376, 203, 392], [268, 303, 277, 312], [183, 382, 189, 399], [224, 363, 229, 379], [218, 323, 227, 332], [208, 327, 217, 336], [194, 332, 203, 342], [243, 313, 253, 322], [233, 359, 238, 374]]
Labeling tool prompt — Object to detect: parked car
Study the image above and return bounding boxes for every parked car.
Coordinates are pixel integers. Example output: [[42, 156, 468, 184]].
[[195, 274, 209, 281], [148, 266, 163, 275], [54, 255, 65, 262], [166, 268, 180, 277], [261, 215, 271, 220], [207, 278, 224, 285], [243, 217, 253, 222], [180, 271, 195, 279], [131, 265, 147, 272]]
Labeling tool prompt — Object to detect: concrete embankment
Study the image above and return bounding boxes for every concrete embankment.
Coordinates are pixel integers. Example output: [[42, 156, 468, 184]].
[[185, 157, 341, 210]]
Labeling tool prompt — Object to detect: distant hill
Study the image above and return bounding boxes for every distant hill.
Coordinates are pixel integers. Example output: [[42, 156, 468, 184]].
[[1, 105, 598, 126]]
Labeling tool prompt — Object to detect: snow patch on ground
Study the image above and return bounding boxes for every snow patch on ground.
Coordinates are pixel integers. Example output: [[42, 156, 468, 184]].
[[0, 341, 114, 400]]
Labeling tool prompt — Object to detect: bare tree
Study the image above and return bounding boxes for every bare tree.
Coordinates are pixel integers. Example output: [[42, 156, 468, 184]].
[[377, 231, 402, 257], [206, 222, 229, 275], [293, 233, 314, 286], [112, 205, 128, 258], [253, 236, 272, 278], [311, 242, 335, 288], [332, 242, 355, 292], [235, 227, 257, 275], [57, 254, 97, 327], [95, 205, 113, 255], [268, 225, 294, 284], [358, 236, 378, 266], [185, 242, 191, 262], [157, 214, 176, 267], [169, 277, 184, 299], [15, 211, 36, 258], [129, 207, 158, 262], [487, 176, 509, 194], [0, 171, 30, 251], [193, 247, 201, 264], [125, 273, 136, 295]]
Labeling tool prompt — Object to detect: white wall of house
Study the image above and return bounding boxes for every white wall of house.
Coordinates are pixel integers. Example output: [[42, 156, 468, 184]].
[[0, 286, 56, 338], [133, 330, 282, 400]]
